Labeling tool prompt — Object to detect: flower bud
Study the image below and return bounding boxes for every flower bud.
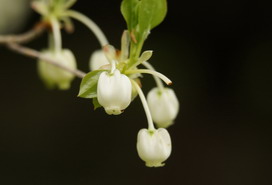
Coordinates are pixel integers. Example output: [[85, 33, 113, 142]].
[[147, 87, 179, 128], [89, 50, 109, 71], [38, 49, 77, 90], [97, 69, 132, 115], [136, 128, 172, 167]]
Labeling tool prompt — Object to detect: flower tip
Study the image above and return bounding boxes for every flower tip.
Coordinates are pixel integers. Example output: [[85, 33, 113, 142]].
[[167, 81, 173, 86], [105, 108, 123, 115], [158, 121, 174, 128], [146, 162, 165, 168]]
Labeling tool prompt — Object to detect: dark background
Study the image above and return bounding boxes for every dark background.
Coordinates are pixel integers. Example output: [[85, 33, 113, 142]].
[[1, 0, 272, 185]]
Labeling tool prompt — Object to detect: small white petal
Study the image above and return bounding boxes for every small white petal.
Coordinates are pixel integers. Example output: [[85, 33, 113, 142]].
[[137, 128, 172, 167], [147, 87, 179, 128]]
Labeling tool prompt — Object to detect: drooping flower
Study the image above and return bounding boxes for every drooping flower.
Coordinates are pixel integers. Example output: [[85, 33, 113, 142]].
[[147, 87, 179, 128], [97, 69, 132, 115], [136, 128, 172, 167], [38, 49, 77, 90]]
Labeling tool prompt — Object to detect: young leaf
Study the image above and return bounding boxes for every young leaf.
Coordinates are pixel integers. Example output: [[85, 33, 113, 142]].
[[121, 0, 167, 33], [121, 0, 140, 31], [138, 0, 167, 31], [139, 50, 153, 62], [132, 50, 153, 67], [78, 70, 104, 99]]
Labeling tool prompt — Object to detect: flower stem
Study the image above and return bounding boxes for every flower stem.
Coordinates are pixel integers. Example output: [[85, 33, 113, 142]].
[[131, 80, 155, 131], [50, 17, 62, 54], [110, 61, 116, 74], [128, 38, 144, 68], [126, 69, 172, 85], [142, 61, 164, 91], [48, 32, 54, 53], [66, 10, 109, 47]]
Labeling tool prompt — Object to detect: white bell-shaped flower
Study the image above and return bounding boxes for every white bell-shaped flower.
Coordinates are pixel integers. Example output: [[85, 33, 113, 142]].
[[97, 69, 132, 115], [147, 87, 179, 128], [38, 49, 77, 90], [137, 128, 172, 167], [89, 50, 109, 71]]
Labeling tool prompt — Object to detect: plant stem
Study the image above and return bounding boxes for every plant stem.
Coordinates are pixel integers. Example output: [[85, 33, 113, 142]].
[[7, 43, 86, 78], [128, 38, 144, 68], [126, 69, 172, 85], [131, 80, 155, 131], [50, 17, 62, 53], [0, 22, 47, 44], [142, 61, 164, 91], [66, 10, 109, 47], [48, 32, 55, 53]]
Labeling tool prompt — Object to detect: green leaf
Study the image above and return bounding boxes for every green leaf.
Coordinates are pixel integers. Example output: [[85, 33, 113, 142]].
[[121, 0, 167, 32], [138, 0, 167, 31], [78, 70, 104, 99], [121, 0, 140, 31], [92, 98, 102, 110], [139, 50, 153, 61]]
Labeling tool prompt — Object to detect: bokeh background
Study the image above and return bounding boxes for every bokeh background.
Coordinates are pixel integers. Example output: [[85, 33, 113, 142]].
[[0, 0, 272, 185]]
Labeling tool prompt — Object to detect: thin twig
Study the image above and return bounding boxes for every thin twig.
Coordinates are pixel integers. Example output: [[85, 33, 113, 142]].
[[8, 43, 86, 78], [1, 21, 86, 78], [0, 22, 48, 44]]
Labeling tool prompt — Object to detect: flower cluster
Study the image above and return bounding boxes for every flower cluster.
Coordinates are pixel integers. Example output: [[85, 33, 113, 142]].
[[86, 31, 179, 166], [32, 0, 178, 167]]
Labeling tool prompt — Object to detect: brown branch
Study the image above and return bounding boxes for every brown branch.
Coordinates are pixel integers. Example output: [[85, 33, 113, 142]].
[[0, 22, 48, 44], [8, 43, 86, 78], [1, 21, 86, 79]]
